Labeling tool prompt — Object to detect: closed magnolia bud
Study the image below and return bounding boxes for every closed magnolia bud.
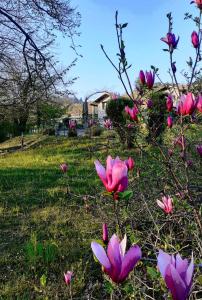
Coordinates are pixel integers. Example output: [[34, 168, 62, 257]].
[[60, 163, 68, 173], [102, 223, 108, 244], [166, 95, 173, 112], [139, 70, 145, 85], [191, 31, 199, 48], [167, 116, 173, 128]]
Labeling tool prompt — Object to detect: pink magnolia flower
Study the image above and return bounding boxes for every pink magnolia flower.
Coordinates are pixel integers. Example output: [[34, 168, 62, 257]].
[[157, 250, 194, 300], [196, 145, 202, 157], [91, 234, 142, 283], [177, 93, 197, 116], [60, 163, 68, 173], [191, 31, 199, 48], [197, 95, 202, 113], [102, 223, 108, 244], [64, 271, 73, 285], [69, 120, 77, 129], [104, 119, 112, 129], [161, 33, 180, 50], [125, 157, 135, 170], [166, 95, 173, 112], [157, 196, 173, 214], [192, 0, 202, 9], [94, 155, 128, 194], [145, 71, 155, 89], [139, 70, 146, 85], [167, 116, 173, 128], [125, 105, 138, 121]]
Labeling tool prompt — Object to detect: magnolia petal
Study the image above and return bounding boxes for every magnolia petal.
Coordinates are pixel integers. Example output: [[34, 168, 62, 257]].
[[91, 242, 111, 270], [109, 162, 128, 192], [107, 234, 122, 280], [157, 200, 165, 210], [175, 254, 188, 282], [120, 234, 127, 259], [119, 245, 142, 282], [157, 250, 171, 279], [94, 160, 107, 185], [185, 254, 194, 288], [165, 264, 187, 300]]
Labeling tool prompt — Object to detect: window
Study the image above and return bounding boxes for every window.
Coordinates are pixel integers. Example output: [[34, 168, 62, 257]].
[[102, 102, 106, 110]]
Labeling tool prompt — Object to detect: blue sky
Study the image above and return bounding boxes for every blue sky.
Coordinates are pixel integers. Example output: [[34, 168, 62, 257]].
[[55, 0, 199, 99]]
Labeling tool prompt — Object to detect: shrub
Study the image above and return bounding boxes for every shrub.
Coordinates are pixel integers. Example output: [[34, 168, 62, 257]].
[[146, 91, 167, 144], [106, 97, 135, 148]]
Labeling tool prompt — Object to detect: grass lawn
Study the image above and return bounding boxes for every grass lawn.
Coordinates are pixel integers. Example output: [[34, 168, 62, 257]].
[[0, 129, 201, 299]]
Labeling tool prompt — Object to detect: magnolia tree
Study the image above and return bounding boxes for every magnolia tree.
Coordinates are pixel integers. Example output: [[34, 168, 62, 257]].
[[63, 2, 202, 299]]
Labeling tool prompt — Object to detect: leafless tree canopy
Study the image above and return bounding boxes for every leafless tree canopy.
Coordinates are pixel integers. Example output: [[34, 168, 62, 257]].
[[0, 0, 81, 84]]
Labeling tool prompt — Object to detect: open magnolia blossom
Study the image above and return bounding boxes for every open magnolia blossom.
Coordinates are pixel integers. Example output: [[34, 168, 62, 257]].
[[157, 196, 173, 214], [91, 234, 142, 283], [157, 250, 194, 300], [161, 32, 180, 50], [104, 119, 112, 129], [177, 93, 197, 116], [94, 155, 128, 194], [125, 105, 139, 121]]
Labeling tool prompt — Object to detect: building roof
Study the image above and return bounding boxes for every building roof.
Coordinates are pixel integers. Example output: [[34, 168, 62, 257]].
[[90, 92, 111, 106]]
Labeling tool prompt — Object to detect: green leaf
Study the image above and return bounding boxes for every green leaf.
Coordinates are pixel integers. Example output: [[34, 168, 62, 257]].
[[147, 266, 159, 280], [40, 274, 47, 287], [119, 190, 133, 200]]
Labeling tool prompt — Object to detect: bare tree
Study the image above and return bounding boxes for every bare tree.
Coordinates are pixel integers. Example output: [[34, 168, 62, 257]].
[[0, 0, 81, 85]]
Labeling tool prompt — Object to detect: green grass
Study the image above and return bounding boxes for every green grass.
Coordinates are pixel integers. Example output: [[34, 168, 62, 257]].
[[0, 130, 201, 299]]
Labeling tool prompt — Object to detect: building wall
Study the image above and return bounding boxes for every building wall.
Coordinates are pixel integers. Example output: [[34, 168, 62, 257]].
[[97, 97, 110, 124]]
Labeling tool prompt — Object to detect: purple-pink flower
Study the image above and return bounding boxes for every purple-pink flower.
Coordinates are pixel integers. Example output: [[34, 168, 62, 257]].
[[125, 105, 139, 122], [94, 155, 128, 195], [192, 0, 202, 9], [104, 119, 112, 129], [157, 196, 173, 214], [161, 33, 180, 50], [145, 71, 155, 89], [167, 116, 173, 128], [191, 31, 199, 48], [139, 70, 146, 85], [64, 271, 73, 285], [197, 95, 202, 113], [157, 250, 194, 300], [196, 145, 202, 157], [177, 93, 197, 116], [166, 95, 173, 112], [60, 163, 68, 173], [91, 234, 141, 283], [125, 157, 135, 171], [69, 120, 77, 129]]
